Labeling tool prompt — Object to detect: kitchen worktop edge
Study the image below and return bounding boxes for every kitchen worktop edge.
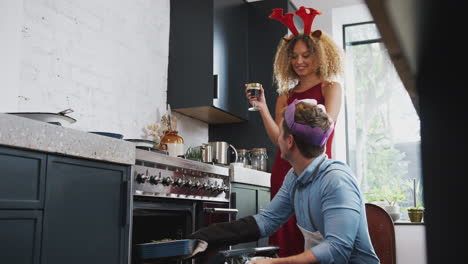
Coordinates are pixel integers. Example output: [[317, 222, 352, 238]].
[[0, 113, 135, 165]]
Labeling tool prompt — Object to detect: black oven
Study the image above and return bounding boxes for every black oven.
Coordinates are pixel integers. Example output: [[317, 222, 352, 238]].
[[130, 149, 235, 264], [131, 197, 236, 264]]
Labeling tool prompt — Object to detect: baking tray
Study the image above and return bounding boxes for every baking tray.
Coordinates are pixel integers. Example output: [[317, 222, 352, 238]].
[[205, 246, 280, 264], [136, 239, 202, 261]]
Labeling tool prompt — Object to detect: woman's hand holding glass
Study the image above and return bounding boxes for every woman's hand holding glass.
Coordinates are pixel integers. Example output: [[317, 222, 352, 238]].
[[245, 83, 266, 112]]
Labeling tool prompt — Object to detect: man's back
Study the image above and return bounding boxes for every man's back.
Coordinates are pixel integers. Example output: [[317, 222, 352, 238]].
[[295, 157, 380, 264], [254, 155, 380, 264]]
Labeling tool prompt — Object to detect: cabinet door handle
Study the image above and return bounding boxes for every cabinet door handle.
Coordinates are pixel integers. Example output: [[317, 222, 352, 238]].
[[213, 74, 218, 99]]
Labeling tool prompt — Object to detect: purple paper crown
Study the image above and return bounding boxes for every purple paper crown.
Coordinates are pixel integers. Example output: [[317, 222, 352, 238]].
[[285, 99, 334, 147]]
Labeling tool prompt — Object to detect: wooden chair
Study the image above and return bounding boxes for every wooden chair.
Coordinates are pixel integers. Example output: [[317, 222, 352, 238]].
[[365, 203, 396, 264]]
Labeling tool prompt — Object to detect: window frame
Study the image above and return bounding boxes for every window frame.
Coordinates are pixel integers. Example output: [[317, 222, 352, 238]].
[[342, 21, 382, 165], [341, 21, 423, 220]]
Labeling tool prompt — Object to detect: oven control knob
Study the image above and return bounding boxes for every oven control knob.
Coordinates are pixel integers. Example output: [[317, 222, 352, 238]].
[[162, 177, 174, 186], [149, 175, 161, 185], [221, 185, 229, 192], [200, 183, 209, 190], [172, 178, 183, 187], [183, 180, 193, 188], [135, 173, 149, 184], [192, 181, 201, 189], [211, 184, 220, 193], [207, 183, 216, 192]]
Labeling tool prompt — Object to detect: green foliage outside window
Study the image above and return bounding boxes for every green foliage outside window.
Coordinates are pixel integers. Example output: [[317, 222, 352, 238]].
[[344, 22, 423, 220], [364, 185, 406, 206]]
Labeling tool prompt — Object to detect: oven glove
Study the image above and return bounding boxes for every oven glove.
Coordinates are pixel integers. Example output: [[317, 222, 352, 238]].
[[186, 216, 261, 250], [182, 239, 208, 259]]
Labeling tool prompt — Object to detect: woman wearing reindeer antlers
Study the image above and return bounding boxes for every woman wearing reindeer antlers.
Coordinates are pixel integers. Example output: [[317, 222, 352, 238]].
[[244, 6, 344, 257]]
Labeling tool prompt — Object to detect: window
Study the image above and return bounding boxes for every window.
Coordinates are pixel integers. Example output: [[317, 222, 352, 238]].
[[343, 22, 423, 221]]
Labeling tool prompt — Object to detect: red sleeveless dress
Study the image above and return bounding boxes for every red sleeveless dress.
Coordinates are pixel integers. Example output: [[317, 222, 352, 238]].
[[268, 82, 335, 257]]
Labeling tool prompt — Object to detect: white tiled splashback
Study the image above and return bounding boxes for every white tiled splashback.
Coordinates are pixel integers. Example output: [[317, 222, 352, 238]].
[[0, 0, 208, 149]]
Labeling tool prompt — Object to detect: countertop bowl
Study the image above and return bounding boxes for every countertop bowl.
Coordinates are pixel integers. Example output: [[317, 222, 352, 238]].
[[89, 131, 124, 139]]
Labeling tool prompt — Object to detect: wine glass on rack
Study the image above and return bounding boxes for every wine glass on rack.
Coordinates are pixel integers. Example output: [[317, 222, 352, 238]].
[[246, 83, 261, 111]]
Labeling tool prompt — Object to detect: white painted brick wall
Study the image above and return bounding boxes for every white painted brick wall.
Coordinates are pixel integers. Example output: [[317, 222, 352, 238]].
[[0, 0, 22, 110], [1, 0, 208, 149]]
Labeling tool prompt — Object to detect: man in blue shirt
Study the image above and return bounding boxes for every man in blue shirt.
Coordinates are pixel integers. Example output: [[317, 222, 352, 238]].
[[189, 99, 380, 264]]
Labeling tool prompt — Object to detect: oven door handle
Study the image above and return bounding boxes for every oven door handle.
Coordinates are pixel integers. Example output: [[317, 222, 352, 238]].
[[203, 208, 239, 214]]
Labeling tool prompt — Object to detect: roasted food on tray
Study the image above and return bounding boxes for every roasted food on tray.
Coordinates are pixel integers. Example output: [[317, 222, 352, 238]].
[[136, 239, 207, 261]]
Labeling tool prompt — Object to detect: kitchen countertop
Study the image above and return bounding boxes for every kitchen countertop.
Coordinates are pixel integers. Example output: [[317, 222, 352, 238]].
[[0, 113, 135, 165], [230, 165, 271, 188]]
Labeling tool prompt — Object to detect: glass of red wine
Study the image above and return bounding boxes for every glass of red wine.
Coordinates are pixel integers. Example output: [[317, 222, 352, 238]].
[[246, 83, 261, 111]]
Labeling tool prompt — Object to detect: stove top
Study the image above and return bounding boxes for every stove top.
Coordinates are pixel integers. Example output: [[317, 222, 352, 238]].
[[133, 148, 231, 202]]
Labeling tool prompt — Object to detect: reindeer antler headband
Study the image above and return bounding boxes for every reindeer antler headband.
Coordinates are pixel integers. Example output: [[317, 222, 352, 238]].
[[269, 6, 322, 41]]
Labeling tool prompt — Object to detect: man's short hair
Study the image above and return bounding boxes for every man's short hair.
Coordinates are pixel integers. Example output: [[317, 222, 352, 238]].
[[282, 102, 332, 158]]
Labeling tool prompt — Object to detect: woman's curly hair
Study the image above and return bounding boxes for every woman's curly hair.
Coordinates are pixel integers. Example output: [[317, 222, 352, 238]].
[[273, 32, 344, 94]]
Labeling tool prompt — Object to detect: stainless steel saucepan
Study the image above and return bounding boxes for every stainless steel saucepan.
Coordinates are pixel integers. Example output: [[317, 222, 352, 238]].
[[201, 144, 213, 163], [209, 141, 238, 165]]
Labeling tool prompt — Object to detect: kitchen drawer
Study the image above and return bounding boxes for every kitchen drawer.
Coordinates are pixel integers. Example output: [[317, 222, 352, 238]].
[[0, 146, 46, 209]]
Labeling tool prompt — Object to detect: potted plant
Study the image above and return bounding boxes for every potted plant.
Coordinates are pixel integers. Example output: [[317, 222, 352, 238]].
[[407, 206, 424, 222], [365, 185, 405, 221], [185, 146, 202, 162], [407, 179, 424, 223]]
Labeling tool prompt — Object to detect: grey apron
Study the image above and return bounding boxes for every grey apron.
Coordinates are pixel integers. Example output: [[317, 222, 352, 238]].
[[297, 223, 324, 250], [292, 156, 326, 249]]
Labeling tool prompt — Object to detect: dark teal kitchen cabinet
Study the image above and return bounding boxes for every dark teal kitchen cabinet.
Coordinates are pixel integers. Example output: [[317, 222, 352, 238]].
[[0, 211, 42, 264], [0, 147, 46, 209], [257, 188, 271, 247], [231, 182, 271, 249], [168, 0, 248, 124], [208, 0, 288, 172], [0, 147, 45, 264], [0, 146, 131, 264], [41, 155, 131, 264]]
